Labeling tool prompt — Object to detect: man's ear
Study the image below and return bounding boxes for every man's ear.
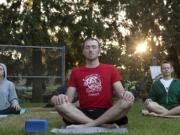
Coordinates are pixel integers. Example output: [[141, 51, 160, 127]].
[[171, 67, 174, 72], [98, 48, 101, 56]]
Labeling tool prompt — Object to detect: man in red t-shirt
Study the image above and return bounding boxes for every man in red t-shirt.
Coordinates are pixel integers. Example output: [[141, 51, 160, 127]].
[[51, 38, 134, 128]]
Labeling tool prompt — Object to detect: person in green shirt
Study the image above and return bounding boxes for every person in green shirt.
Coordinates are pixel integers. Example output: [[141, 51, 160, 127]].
[[144, 60, 180, 116]]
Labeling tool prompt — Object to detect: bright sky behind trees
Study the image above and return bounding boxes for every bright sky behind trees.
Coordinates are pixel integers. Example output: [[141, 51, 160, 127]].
[[0, 0, 6, 4]]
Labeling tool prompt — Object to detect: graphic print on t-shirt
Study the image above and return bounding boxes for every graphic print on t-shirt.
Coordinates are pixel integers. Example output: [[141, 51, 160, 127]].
[[83, 74, 102, 96]]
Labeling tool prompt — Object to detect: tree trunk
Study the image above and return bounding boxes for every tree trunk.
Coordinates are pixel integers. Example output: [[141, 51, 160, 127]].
[[32, 48, 44, 102], [31, 0, 45, 102]]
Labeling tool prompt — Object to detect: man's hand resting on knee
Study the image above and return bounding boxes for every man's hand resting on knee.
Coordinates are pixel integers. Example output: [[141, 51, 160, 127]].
[[121, 91, 134, 102], [51, 94, 69, 105]]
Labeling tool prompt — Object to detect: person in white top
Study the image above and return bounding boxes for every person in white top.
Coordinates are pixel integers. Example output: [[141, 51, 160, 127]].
[[144, 60, 180, 116]]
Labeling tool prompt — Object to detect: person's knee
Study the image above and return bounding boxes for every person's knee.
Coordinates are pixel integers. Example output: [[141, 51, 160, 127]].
[[144, 101, 154, 111], [116, 98, 134, 110], [125, 100, 134, 108], [54, 102, 71, 114]]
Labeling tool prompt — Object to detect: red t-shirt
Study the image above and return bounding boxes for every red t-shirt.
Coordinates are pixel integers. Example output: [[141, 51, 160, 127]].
[[68, 64, 122, 109]]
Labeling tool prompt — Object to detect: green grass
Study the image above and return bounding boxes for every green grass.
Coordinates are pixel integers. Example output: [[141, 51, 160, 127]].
[[127, 101, 180, 135], [0, 101, 180, 135]]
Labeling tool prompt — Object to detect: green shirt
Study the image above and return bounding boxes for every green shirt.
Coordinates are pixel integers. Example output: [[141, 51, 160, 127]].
[[149, 79, 180, 109]]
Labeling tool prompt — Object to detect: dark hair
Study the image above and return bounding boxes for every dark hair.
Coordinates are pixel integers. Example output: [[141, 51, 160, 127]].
[[161, 60, 172, 67], [83, 38, 100, 47]]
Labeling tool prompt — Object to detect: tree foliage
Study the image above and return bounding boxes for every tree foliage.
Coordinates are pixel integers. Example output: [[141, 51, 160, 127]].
[[0, 0, 130, 101], [121, 0, 180, 78], [1, 0, 179, 101]]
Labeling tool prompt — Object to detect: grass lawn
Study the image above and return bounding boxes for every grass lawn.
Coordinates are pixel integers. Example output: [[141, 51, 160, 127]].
[[0, 101, 180, 135]]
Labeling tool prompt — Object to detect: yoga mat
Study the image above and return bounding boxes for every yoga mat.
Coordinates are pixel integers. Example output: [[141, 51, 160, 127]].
[[0, 115, 8, 118], [51, 127, 128, 134]]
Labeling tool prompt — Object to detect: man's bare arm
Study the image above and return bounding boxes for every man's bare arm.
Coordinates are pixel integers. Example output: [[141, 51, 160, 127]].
[[113, 81, 134, 102]]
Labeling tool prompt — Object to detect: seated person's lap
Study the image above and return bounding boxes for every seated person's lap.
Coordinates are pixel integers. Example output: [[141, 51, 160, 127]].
[[0, 107, 20, 114], [63, 108, 128, 126]]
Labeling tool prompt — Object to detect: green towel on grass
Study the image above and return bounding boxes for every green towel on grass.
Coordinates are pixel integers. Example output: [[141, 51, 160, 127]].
[[20, 108, 28, 114]]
